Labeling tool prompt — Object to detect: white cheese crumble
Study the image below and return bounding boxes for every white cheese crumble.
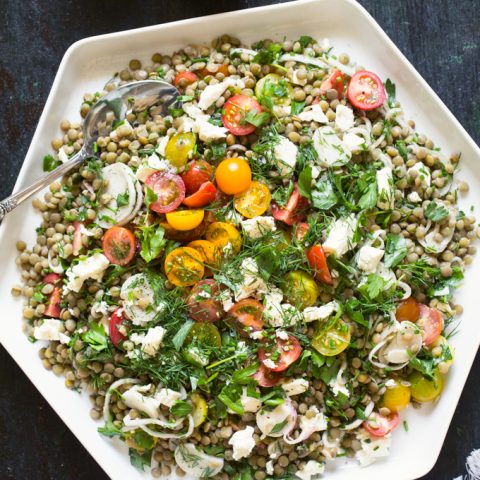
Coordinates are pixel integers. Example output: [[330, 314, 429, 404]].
[[273, 137, 298, 176], [335, 104, 354, 131], [323, 214, 357, 257], [297, 104, 328, 123], [357, 245, 385, 274], [266, 461, 274, 475], [58, 146, 69, 163], [240, 388, 262, 413], [234, 257, 269, 301], [343, 132, 366, 152], [229, 426, 256, 460], [65, 253, 110, 293], [355, 429, 392, 467], [155, 388, 183, 408], [299, 406, 328, 432], [329, 367, 350, 397], [263, 359, 277, 369], [295, 460, 326, 480], [303, 301, 339, 323], [33, 319, 70, 344], [313, 126, 351, 167], [241, 216, 277, 239], [376, 167, 395, 210], [276, 330, 289, 340], [198, 78, 235, 110], [155, 135, 169, 157], [193, 119, 229, 143], [129, 326, 165, 358], [182, 103, 209, 121], [282, 378, 309, 396]]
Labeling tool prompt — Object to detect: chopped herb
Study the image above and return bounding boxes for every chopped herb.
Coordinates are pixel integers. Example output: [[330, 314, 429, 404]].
[[297, 166, 312, 199], [81, 322, 108, 352], [42, 154, 61, 172], [116, 191, 130, 208], [170, 400, 193, 417], [384, 233, 408, 268], [291, 100, 305, 115], [137, 223, 167, 263], [425, 201, 449, 222], [384, 78, 396, 108], [129, 448, 152, 471]]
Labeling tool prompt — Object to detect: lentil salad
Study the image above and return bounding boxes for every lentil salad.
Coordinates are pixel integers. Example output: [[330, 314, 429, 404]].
[[13, 33, 477, 479]]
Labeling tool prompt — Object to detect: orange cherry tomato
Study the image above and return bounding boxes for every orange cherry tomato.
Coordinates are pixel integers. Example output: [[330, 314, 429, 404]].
[[183, 181, 217, 208], [215, 158, 252, 195], [182, 160, 215, 195], [198, 64, 230, 78], [205, 221, 242, 254], [164, 247, 204, 287], [306, 245, 333, 285], [418, 304, 444, 346], [166, 210, 205, 231], [347, 70, 386, 111], [363, 412, 400, 437], [233, 181, 271, 218], [102, 226, 136, 266], [173, 71, 198, 87], [258, 335, 302, 372], [320, 69, 345, 98], [187, 239, 221, 273], [228, 299, 264, 336], [396, 297, 420, 322], [221, 94, 263, 136]]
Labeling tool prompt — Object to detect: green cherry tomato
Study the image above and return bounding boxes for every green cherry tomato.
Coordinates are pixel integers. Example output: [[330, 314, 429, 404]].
[[312, 318, 351, 356], [182, 323, 222, 367], [282, 270, 319, 309], [165, 132, 196, 168], [409, 369, 444, 403]]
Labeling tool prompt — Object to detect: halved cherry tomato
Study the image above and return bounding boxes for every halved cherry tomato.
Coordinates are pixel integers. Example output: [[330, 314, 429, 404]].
[[228, 299, 264, 336], [190, 392, 208, 427], [161, 220, 206, 243], [396, 297, 420, 323], [253, 364, 283, 387], [417, 304, 444, 346], [165, 132, 196, 168], [221, 94, 263, 136], [215, 158, 252, 195], [205, 221, 242, 254], [307, 245, 333, 285], [347, 70, 386, 111], [363, 412, 400, 437], [198, 64, 230, 78], [173, 71, 198, 88], [43, 273, 62, 318], [182, 160, 215, 195], [166, 209, 205, 231], [187, 239, 221, 273], [282, 270, 319, 309], [183, 181, 217, 208], [312, 318, 351, 356], [409, 369, 444, 403], [258, 334, 302, 372], [72, 221, 83, 256], [102, 226, 136, 266], [234, 181, 271, 218], [43, 273, 61, 284], [381, 381, 411, 413], [320, 70, 345, 98], [271, 183, 309, 226], [295, 222, 309, 241], [164, 247, 204, 287], [145, 172, 186, 213], [109, 307, 127, 348], [187, 279, 223, 323]]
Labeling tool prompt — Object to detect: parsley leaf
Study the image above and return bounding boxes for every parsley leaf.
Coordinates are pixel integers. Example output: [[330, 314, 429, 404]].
[[137, 223, 167, 263], [345, 299, 369, 327], [82, 322, 108, 352], [270, 419, 288, 434], [298, 35, 314, 49], [360, 274, 386, 300], [297, 166, 312, 199], [170, 400, 193, 417], [291, 100, 305, 115], [358, 180, 378, 209], [252, 42, 283, 65], [384, 79, 396, 108], [98, 420, 125, 438], [43, 154, 61, 172], [311, 179, 338, 210], [425, 201, 449, 222], [211, 141, 227, 160], [384, 233, 408, 268], [129, 448, 152, 471], [145, 186, 158, 210], [243, 110, 271, 128], [116, 191, 130, 208]]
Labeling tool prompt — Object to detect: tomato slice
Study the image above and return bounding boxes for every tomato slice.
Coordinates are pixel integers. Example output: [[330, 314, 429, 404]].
[[347, 70, 386, 111], [109, 307, 127, 348], [43, 273, 62, 318], [183, 181, 217, 208], [205, 221, 242, 254], [145, 172, 186, 213], [233, 181, 271, 218], [418, 304, 444, 346], [173, 71, 198, 87], [396, 297, 420, 323], [102, 226, 136, 266], [258, 335, 302, 372], [182, 160, 215, 195], [221, 94, 263, 136], [363, 412, 400, 437], [228, 299, 264, 336], [187, 280, 223, 323], [271, 183, 309, 226], [253, 364, 283, 388], [320, 70, 345, 98], [307, 245, 333, 285], [72, 221, 83, 256]]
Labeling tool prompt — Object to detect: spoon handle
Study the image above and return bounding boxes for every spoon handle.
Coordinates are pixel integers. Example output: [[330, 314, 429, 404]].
[[0, 150, 87, 221]]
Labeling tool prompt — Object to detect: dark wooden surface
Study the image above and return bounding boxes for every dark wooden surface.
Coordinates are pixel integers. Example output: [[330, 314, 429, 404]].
[[0, 1, 478, 479]]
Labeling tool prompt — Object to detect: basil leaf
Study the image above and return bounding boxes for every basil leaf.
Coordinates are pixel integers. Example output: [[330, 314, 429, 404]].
[[311, 179, 338, 210], [384, 233, 408, 268]]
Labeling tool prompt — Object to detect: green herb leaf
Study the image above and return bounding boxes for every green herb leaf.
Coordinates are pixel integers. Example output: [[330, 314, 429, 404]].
[[384, 233, 408, 268], [116, 191, 130, 208], [311, 179, 338, 210], [360, 274, 386, 300], [43, 154, 61, 172], [211, 141, 227, 160], [98, 420, 125, 438], [396, 140, 409, 161], [252, 43, 283, 65], [232, 363, 259, 384], [425, 201, 449, 222], [170, 400, 193, 417], [137, 223, 167, 263], [297, 166, 312, 199], [82, 322, 108, 352], [172, 320, 194, 351], [129, 448, 152, 471], [177, 95, 195, 102], [145, 186, 158, 210], [298, 35, 314, 49], [32, 291, 46, 303], [291, 100, 305, 115], [345, 299, 369, 327], [358, 180, 378, 209], [270, 419, 288, 434], [384, 79, 396, 108], [243, 110, 271, 128]]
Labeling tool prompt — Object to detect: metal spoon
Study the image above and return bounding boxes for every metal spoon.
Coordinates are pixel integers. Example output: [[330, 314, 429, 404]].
[[0, 79, 180, 220]]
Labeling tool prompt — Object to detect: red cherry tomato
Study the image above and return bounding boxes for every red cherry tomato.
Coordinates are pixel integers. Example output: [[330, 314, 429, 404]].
[[307, 245, 333, 285], [253, 364, 283, 388], [181, 160, 214, 195], [43, 273, 61, 284], [221, 94, 263, 136], [228, 299, 264, 336], [183, 181, 217, 208], [102, 226, 136, 266], [187, 280, 223, 323], [271, 183, 309, 226], [347, 70, 386, 111], [109, 308, 127, 348], [363, 412, 400, 437], [145, 172, 186, 213], [418, 304, 444, 346], [396, 297, 420, 322], [72, 221, 83, 256], [320, 70, 345, 98], [173, 71, 198, 87], [258, 335, 302, 372], [43, 273, 62, 318]]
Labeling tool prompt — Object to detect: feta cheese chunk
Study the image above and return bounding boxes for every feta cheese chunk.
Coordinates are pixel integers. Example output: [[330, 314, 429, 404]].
[[130, 326, 165, 358], [323, 215, 357, 257], [123, 384, 160, 418], [234, 258, 268, 301], [193, 119, 228, 143], [295, 460, 326, 480], [313, 126, 351, 167], [155, 388, 183, 408], [33, 319, 70, 344], [282, 378, 309, 396], [356, 429, 392, 467], [408, 191, 422, 203], [335, 104, 354, 131], [182, 103, 209, 121], [241, 216, 276, 239], [273, 137, 298, 176], [155, 135, 169, 157], [266, 461, 274, 475], [299, 406, 328, 432], [376, 167, 395, 210], [58, 146, 69, 163], [65, 253, 109, 293], [303, 301, 339, 323], [343, 132, 366, 152], [297, 104, 328, 123], [329, 366, 350, 397], [408, 162, 431, 188], [198, 78, 235, 110], [240, 388, 262, 413], [229, 426, 256, 460], [357, 245, 384, 274]]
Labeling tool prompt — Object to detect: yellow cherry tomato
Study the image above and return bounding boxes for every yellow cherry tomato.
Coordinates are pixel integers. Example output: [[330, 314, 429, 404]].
[[282, 270, 319, 309], [312, 318, 351, 356], [205, 221, 242, 254], [381, 381, 411, 413], [234, 181, 272, 218], [165, 132, 196, 168], [215, 158, 252, 195], [164, 247, 204, 287], [255, 73, 294, 106], [187, 240, 221, 273], [166, 209, 204, 231], [409, 369, 444, 403], [190, 393, 208, 427]]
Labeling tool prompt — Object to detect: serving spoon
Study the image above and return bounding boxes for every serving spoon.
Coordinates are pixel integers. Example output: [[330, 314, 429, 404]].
[[0, 79, 180, 221]]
